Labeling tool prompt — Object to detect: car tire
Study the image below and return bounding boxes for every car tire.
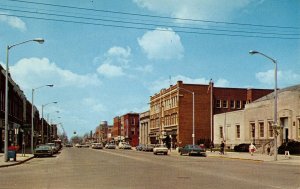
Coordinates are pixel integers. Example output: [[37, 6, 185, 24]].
[[164, 152, 167, 155]]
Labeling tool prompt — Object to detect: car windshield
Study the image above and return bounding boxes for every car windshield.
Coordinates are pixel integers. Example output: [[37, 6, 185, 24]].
[[36, 145, 51, 150]]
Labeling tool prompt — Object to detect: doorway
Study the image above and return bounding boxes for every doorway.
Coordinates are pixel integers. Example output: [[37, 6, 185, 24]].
[[281, 117, 289, 143]]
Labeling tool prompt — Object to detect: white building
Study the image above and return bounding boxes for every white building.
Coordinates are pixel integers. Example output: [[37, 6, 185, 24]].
[[214, 84, 300, 149]]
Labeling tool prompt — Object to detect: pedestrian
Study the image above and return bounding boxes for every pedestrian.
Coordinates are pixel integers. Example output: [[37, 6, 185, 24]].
[[284, 143, 290, 159], [249, 143, 256, 156], [220, 141, 225, 155], [266, 144, 271, 156], [210, 141, 214, 152]]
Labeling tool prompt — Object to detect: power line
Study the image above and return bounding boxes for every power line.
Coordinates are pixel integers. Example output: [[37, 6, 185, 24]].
[[7, 0, 300, 30], [1, 12, 299, 40], [1, 7, 298, 37]]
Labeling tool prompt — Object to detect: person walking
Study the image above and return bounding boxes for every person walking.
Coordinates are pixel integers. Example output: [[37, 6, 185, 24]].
[[210, 141, 214, 152], [220, 141, 225, 155], [249, 143, 256, 156], [266, 144, 271, 156], [284, 143, 290, 159]]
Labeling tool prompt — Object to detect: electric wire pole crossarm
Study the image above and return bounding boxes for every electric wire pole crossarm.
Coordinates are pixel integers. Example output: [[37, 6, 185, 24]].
[[249, 50, 278, 161], [177, 87, 195, 146], [4, 38, 44, 162]]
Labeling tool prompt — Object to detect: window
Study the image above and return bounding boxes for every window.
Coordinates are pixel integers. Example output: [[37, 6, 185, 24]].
[[259, 122, 264, 137], [230, 100, 235, 109], [242, 101, 246, 108], [250, 123, 255, 138], [222, 100, 228, 108], [236, 101, 241, 109], [216, 100, 221, 108], [268, 121, 274, 138], [236, 125, 240, 138], [219, 127, 223, 138]]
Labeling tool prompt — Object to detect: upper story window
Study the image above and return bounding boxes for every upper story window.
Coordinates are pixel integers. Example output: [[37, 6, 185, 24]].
[[230, 100, 235, 109], [222, 100, 228, 108], [236, 101, 241, 109], [216, 100, 221, 108]]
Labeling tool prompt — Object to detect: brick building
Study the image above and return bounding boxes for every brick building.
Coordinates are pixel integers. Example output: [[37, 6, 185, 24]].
[[149, 80, 273, 148], [113, 113, 140, 146]]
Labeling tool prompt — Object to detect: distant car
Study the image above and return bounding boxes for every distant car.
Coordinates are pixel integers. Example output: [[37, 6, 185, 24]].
[[143, 144, 154, 152], [123, 144, 132, 150], [234, 143, 250, 152], [106, 143, 116, 149], [153, 144, 168, 155], [65, 143, 73, 147], [180, 145, 206, 156], [34, 145, 53, 157], [91, 143, 103, 149], [136, 144, 144, 151]]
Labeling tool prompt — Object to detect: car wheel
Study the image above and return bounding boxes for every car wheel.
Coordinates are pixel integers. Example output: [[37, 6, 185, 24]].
[[164, 152, 167, 155], [188, 153, 191, 156]]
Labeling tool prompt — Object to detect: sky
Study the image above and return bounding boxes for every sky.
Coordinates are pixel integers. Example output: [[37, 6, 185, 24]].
[[0, 0, 299, 137]]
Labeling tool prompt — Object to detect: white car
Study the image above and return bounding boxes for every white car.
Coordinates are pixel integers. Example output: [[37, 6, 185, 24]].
[[91, 143, 103, 149], [153, 145, 168, 155]]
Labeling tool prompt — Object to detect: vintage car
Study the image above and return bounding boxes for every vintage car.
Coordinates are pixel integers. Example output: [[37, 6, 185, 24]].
[[153, 144, 168, 155]]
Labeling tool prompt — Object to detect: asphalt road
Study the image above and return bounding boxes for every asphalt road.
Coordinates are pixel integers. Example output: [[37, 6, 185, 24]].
[[0, 148, 299, 189]]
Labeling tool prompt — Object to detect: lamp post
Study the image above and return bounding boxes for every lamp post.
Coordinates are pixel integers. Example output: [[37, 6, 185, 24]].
[[41, 101, 58, 144], [249, 50, 278, 161], [4, 38, 44, 162], [178, 87, 195, 145], [31, 84, 53, 153]]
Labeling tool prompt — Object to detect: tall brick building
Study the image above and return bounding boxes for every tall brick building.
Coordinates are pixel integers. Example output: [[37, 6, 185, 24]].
[[149, 80, 273, 148]]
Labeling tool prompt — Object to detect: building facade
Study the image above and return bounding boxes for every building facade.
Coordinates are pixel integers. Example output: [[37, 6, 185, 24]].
[[139, 110, 150, 145], [149, 80, 273, 148], [214, 84, 300, 149]]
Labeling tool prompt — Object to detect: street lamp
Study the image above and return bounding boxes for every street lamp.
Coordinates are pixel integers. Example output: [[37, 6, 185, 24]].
[[178, 87, 195, 145], [41, 101, 58, 144], [249, 50, 278, 161], [31, 84, 53, 153], [4, 38, 44, 162]]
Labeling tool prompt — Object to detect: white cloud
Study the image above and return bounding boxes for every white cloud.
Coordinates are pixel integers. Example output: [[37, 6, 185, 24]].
[[96, 46, 131, 77], [97, 63, 125, 77], [256, 69, 300, 87], [0, 12, 27, 31], [135, 64, 153, 73], [149, 75, 229, 94], [138, 28, 184, 60], [82, 98, 106, 113], [133, 0, 251, 23], [9, 57, 101, 90]]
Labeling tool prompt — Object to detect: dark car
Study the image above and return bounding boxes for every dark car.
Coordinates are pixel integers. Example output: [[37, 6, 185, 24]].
[[180, 145, 206, 156], [234, 143, 250, 152], [136, 144, 144, 151], [278, 141, 300, 154], [34, 145, 53, 157]]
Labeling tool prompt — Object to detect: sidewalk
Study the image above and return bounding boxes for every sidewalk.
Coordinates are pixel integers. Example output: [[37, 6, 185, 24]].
[[169, 150, 300, 165], [0, 153, 34, 168]]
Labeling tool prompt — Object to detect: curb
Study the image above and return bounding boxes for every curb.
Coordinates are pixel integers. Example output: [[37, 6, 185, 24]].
[[0, 156, 34, 168], [208, 155, 263, 162]]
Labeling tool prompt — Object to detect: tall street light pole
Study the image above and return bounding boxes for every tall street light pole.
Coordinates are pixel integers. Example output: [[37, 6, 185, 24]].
[[4, 38, 44, 162], [41, 101, 58, 144], [249, 50, 278, 161], [31, 84, 53, 153], [46, 110, 59, 143], [178, 87, 195, 145]]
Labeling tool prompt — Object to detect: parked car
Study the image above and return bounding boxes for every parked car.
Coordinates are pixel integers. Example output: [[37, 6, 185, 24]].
[[136, 144, 144, 151], [65, 143, 73, 147], [34, 145, 53, 157], [123, 144, 132, 150], [106, 143, 116, 149], [153, 144, 168, 155], [180, 145, 206, 156], [46, 143, 59, 154], [143, 144, 154, 152], [278, 141, 300, 154], [91, 143, 103, 149], [234, 143, 250, 152]]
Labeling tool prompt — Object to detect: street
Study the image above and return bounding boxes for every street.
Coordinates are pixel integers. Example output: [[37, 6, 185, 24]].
[[0, 148, 299, 189]]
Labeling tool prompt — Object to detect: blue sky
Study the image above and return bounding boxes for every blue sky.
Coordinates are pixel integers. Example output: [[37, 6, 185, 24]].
[[0, 0, 299, 137]]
